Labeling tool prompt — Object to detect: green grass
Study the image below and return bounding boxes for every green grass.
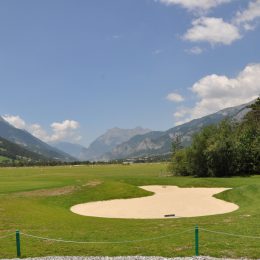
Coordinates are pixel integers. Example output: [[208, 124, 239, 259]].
[[0, 164, 260, 258], [0, 156, 11, 162]]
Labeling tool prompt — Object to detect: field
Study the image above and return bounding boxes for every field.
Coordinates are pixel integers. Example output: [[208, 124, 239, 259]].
[[0, 164, 260, 259]]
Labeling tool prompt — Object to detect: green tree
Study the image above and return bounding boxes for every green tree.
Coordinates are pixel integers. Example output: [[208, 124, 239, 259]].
[[188, 125, 216, 177], [168, 97, 260, 177], [204, 120, 236, 177]]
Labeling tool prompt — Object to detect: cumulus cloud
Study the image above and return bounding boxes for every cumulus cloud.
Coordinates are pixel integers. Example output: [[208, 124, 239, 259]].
[[159, 0, 260, 47], [51, 120, 79, 132], [49, 120, 80, 142], [166, 93, 184, 102], [234, 0, 260, 26], [183, 17, 241, 45], [173, 107, 191, 118], [2, 115, 27, 129], [173, 63, 260, 125], [2, 116, 81, 143], [158, 0, 231, 13]]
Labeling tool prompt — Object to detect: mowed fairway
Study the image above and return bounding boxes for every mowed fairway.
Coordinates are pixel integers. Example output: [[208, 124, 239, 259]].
[[0, 164, 260, 259]]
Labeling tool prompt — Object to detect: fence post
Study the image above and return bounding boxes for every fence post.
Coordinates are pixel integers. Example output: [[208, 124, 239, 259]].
[[16, 230, 21, 258], [195, 225, 199, 256]]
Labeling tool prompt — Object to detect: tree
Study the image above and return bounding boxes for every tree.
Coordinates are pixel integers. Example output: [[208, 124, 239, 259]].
[[204, 121, 236, 177], [168, 97, 260, 177]]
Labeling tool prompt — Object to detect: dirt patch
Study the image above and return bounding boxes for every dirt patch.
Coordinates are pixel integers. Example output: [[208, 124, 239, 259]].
[[15, 181, 102, 198], [83, 180, 102, 187], [16, 186, 77, 197]]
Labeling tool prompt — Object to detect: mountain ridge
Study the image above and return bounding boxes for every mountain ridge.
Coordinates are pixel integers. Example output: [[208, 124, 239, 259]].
[[100, 101, 253, 161], [0, 136, 50, 164], [78, 127, 151, 160], [0, 116, 76, 161]]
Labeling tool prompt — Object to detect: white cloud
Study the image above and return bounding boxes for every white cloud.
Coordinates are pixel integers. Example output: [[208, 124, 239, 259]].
[[49, 120, 81, 142], [166, 93, 184, 102], [243, 23, 256, 31], [174, 63, 260, 125], [183, 17, 241, 45], [29, 124, 49, 140], [2, 115, 26, 129], [158, 0, 231, 13], [173, 107, 191, 118], [51, 120, 79, 132], [235, 0, 260, 25], [186, 46, 204, 54], [159, 0, 259, 48], [2, 116, 81, 143]]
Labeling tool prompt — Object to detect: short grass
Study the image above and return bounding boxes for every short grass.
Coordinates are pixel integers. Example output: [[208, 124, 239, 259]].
[[0, 164, 260, 258]]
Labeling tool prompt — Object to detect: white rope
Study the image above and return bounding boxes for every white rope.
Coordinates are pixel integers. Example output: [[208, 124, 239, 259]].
[[20, 229, 193, 244], [0, 233, 14, 239], [200, 228, 260, 239]]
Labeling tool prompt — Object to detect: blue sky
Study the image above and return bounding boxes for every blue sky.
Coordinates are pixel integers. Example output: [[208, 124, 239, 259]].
[[1, 0, 260, 146]]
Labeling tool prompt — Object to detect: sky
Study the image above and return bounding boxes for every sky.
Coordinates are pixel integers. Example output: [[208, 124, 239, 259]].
[[0, 0, 260, 146]]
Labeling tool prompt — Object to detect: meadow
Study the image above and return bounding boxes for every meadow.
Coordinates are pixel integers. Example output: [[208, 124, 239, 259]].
[[0, 164, 260, 259]]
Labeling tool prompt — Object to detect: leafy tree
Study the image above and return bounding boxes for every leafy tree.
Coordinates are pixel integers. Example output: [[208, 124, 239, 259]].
[[168, 97, 260, 177], [234, 98, 260, 175], [204, 121, 236, 177]]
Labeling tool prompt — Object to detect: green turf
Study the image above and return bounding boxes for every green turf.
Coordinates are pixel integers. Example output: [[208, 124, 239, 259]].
[[0, 164, 260, 258]]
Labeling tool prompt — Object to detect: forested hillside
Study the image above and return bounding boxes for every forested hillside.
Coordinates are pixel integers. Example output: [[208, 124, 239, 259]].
[[0, 136, 49, 166], [0, 116, 75, 162], [168, 98, 260, 177]]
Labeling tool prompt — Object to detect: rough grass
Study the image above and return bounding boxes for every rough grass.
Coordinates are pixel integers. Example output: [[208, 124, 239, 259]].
[[0, 164, 260, 259]]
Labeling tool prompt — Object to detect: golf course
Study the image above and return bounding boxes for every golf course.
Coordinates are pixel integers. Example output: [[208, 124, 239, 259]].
[[0, 164, 260, 258]]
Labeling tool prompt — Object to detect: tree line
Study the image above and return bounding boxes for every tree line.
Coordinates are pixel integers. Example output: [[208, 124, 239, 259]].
[[168, 98, 260, 177]]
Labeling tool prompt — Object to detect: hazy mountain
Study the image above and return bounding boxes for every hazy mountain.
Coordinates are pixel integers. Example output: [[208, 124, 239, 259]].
[[100, 102, 253, 161], [51, 141, 88, 160], [79, 127, 151, 161], [0, 136, 49, 163], [0, 117, 75, 161]]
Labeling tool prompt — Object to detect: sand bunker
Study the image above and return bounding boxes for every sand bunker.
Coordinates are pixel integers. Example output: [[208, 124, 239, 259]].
[[70, 186, 239, 219]]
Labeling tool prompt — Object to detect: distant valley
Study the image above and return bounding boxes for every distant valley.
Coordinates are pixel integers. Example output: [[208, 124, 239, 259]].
[[0, 101, 253, 164], [51, 127, 151, 161], [52, 101, 252, 161]]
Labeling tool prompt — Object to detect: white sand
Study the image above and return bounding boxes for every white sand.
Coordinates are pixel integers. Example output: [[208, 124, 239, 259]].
[[70, 186, 239, 219]]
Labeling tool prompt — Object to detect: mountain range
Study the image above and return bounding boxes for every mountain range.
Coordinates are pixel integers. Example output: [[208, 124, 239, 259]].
[[0, 116, 75, 162], [0, 136, 49, 163], [51, 101, 252, 161], [0, 100, 253, 163], [51, 127, 151, 161], [99, 102, 252, 161]]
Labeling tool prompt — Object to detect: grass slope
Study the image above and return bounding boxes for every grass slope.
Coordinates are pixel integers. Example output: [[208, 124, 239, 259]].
[[0, 164, 259, 258], [0, 136, 49, 163]]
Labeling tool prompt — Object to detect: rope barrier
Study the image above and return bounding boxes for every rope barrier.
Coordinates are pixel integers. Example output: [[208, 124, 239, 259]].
[[20, 229, 193, 244], [3, 226, 260, 258], [201, 228, 260, 239]]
